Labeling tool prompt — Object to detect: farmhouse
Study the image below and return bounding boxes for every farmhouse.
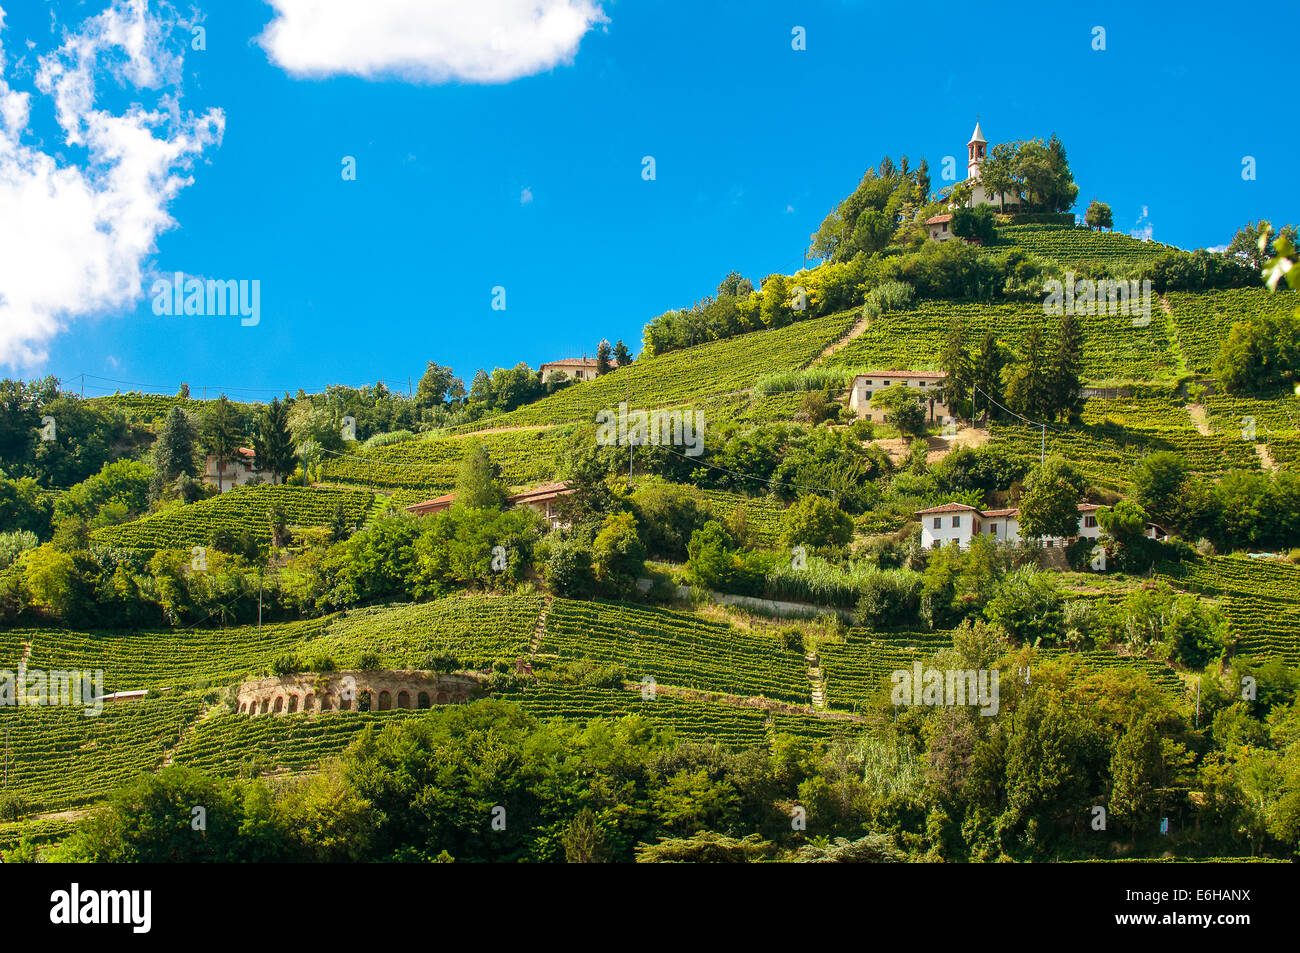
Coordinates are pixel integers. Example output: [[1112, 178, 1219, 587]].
[[916, 501, 1102, 550], [925, 214, 955, 242], [964, 121, 1020, 210], [539, 358, 616, 382], [203, 447, 275, 493], [407, 481, 573, 527], [848, 371, 951, 424]]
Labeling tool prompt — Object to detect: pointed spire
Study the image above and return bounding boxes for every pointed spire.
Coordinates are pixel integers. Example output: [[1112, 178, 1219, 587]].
[[969, 121, 986, 145]]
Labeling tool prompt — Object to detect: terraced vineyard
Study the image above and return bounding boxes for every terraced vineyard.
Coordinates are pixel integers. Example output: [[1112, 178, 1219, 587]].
[[990, 413, 1259, 489], [0, 694, 204, 813], [92, 484, 374, 551], [818, 299, 1179, 384], [16, 617, 329, 693], [1201, 392, 1300, 440], [689, 487, 786, 545], [995, 223, 1175, 269], [541, 599, 810, 704], [1158, 555, 1300, 665], [169, 708, 407, 776], [85, 391, 254, 423], [819, 630, 955, 711], [1167, 289, 1299, 374], [460, 311, 857, 431], [318, 425, 568, 498], [299, 594, 542, 669]]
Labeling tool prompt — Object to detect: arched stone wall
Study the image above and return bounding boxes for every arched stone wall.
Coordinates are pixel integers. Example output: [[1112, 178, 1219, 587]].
[[237, 671, 482, 717]]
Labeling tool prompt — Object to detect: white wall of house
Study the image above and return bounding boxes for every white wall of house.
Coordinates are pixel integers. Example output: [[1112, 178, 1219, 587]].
[[849, 373, 952, 424], [921, 507, 1101, 551], [204, 454, 275, 493]]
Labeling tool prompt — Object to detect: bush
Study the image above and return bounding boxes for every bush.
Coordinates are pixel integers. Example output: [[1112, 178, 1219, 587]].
[[780, 495, 853, 550], [854, 570, 922, 628], [271, 653, 303, 676], [422, 651, 460, 673], [591, 512, 647, 593], [544, 536, 596, 597], [357, 651, 382, 671]]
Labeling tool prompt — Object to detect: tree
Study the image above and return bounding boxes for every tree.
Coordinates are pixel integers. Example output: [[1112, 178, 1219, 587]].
[[969, 332, 1009, 423], [1084, 199, 1113, 230], [1109, 717, 1165, 841], [591, 511, 646, 592], [1227, 220, 1299, 270], [914, 157, 931, 202], [1017, 457, 1087, 542], [1005, 324, 1051, 420], [871, 384, 929, 438], [453, 439, 507, 510], [939, 320, 973, 419], [1211, 310, 1300, 394], [596, 340, 613, 376], [951, 204, 996, 244], [978, 142, 1019, 211], [779, 494, 853, 549], [1129, 452, 1189, 531], [716, 271, 753, 298], [415, 363, 464, 409], [612, 340, 632, 367], [252, 398, 295, 484], [153, 408, 199, 491], [200, 397, 243, 494], [1048, 310, 1085, 422]]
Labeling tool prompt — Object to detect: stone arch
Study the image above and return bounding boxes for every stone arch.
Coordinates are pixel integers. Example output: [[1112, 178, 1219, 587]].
[[260, 698, 270, 714], [451, 693, 467, 704], [435, 691, 449, 705], [378, 690, 392, 711], [397, 690, 411, 709], [339, 695, 352, 711], [417, 691, 431, 710], [303, 693, 315, 712], [238, 701, 247, 714], [287, 694, 298, 713], [273, 695, 284, 714]]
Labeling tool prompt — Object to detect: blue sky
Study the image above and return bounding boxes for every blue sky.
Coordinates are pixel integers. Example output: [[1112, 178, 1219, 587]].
[[1, 0, 1296, 399]]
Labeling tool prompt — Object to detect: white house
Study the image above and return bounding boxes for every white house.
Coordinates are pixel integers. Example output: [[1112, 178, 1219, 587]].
[[539, 358, 617, 382], [916, 501, 1102, 551], [204, 447, 275, 493], [964, 122, 1021, 210], [849, 371, 952, 424]]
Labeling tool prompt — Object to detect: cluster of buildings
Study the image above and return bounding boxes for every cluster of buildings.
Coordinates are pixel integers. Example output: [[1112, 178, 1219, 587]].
[[924, 121, 1021, 242]]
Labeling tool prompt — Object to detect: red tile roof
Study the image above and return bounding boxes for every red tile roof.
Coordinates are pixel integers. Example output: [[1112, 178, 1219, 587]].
[[914, 502, 1104, 519], [926, 214, 953, 224], [855, 370, 947, 380], [914, 503, 980, 515], [540, 358, 619, 369]]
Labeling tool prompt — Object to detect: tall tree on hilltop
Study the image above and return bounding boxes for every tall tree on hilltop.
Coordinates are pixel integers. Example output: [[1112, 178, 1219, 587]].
[[415, 362, 465, 409], [252, 397, 296, 483], [1084, 199, 1114, 231], [915, 158, 932, 202], [595, 339, 613, 375], [612, 340, 632, 367], [151, 405, 199, 499], [979, 142, 1019, 213], [201, 396, 242, 493]]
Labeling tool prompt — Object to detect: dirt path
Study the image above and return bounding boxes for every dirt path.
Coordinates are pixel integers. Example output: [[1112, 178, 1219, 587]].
[[1256, 444, 1278, 472], [812, 313, 870, 364], [632, 680, 876, 724], [1187, 403, 1212, 435]]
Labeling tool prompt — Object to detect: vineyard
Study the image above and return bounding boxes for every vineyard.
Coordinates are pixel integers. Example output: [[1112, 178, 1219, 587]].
[[818, 630, 955, 711], [995, 224, 1176, 269], [298, 594, 543, 670], [1158, 555, 1300, 665], [460, 311, 858, 431], [91, 484, 374, 551], [1166, 289, 1299, 374], [318, 426, 567, 497], [817, 299, 1180, 385], [990, 410, 1260, 489], [15, 617, 329, 693], [540, 599, 811, 704], [85, 391, 255, 424], [0, 694, 204, 813]]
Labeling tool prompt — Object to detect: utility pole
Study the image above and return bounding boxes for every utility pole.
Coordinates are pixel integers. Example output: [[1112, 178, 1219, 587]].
[[1041, 423, 1046, 466], [80, 374, 84, 399], [1195, 677, 1201, 728]]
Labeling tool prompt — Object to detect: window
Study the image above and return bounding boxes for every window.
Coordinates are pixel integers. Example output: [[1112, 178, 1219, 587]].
[[1084, 515, 1097, 528], [933, 517, 942, 529], [951, 515, 961, 528], [942, 223, 948, 232], [990, 524, 997, 534], [863, 390, 872, 399], [864, 379, 873, 385], [884, 380, 891, 386]]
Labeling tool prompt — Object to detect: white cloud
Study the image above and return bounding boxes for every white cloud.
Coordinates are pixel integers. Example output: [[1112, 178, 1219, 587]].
[[520, 186, 533, 205], [260, 0, 608, 84], [1130, 205, 1154, 242], [0, 0, 223, 367], [1205, 244, 1228, 253]]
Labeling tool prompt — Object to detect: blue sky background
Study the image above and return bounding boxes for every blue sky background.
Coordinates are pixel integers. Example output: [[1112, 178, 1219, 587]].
[[6, 0, 1298, 398]]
